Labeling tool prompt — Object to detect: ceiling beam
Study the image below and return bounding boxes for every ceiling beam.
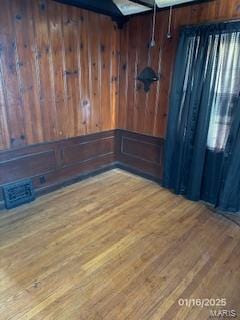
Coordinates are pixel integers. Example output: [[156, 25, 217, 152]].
[[54, 0, 123, 19], [129, 0, 154, 9]]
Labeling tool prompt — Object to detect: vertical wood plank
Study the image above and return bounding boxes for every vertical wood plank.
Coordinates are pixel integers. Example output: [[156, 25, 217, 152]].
[[32, 0, 58, 142], [78, 10, 90, 135], [48, 0, 67, 140], [88, 13, 101, 132], [133, 15, 151, 133], [110, 22, 120, 130], [126, 18, 138, 131], [62, 5, 80, 138], [99, 15, 112, 131], [148, 12, 164, 136], [74, 8, 86, 136], [118, 23, 129, 129], [12, 0, 44, 145], [0, 69, 10, 149], [0, 0, 26, 148]]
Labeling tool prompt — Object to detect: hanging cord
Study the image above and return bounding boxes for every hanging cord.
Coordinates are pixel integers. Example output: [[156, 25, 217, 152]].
[[167, 6, 173, 39], [147, 0, 157, 66]]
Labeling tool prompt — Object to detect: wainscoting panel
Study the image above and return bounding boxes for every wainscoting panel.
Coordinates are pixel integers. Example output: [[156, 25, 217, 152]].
[[0, 129, 163, 209], [0, 150, 56, 185], [0, 130, 115, 208], [62, 136, 115, 167], [116, 130, 164, 182]]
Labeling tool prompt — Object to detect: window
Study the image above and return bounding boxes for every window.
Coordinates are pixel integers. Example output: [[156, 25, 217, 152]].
[[207, 32, 240, 151]]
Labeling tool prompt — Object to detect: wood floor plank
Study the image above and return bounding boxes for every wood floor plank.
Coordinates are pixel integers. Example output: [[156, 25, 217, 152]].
[[0, 169, 239, 320]]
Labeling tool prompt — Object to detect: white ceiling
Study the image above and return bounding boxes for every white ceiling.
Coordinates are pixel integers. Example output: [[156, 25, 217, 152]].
[[113, 0, 151, 16], [156, 0, 196, 8], [113, 0, 197, 15]]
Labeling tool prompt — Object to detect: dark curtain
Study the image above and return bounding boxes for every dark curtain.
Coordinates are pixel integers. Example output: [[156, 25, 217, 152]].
[[217, 99, 240, 212], [163, 22, 240, 213]]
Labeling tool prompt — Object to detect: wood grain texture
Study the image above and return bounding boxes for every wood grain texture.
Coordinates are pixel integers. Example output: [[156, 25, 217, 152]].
[[0, 129, 164, 208], [117, 0, 240, 137], [1, 0, 240, 148], [0, 0, 120, 151], [0, 169, 239, 319], [0, 130, 116, 207], [116, 129, 164, 181]]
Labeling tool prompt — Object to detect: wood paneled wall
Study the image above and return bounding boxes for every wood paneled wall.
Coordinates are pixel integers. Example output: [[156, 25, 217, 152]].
[[1, 0, 240, 151], [117, 0, 240, 138], [0, 0, 120, 151]]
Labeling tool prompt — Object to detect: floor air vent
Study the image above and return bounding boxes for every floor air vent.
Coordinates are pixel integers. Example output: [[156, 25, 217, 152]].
[[3, 180, 35, 209]]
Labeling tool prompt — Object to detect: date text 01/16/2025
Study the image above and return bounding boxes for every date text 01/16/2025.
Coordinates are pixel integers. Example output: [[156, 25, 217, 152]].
[[178, 298, 237, 318]]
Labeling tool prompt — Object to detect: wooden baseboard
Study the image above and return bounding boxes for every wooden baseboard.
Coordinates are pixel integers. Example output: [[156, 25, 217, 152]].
[[0, 129, 164, 209], [115, 162, 162, 184]]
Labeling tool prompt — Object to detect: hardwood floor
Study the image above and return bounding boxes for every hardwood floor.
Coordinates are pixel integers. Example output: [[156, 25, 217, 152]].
[[0, 169, 239, 320]]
